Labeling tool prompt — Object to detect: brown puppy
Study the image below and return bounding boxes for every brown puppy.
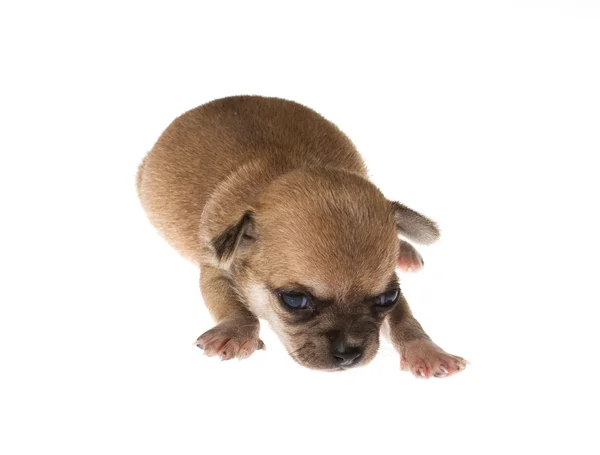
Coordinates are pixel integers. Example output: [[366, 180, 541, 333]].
[[137, 96, 467, 377]]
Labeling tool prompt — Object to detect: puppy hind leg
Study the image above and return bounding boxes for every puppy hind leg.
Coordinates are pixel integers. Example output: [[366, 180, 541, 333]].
[[195, 265, 264, 360], [397, 239, 425, 273]]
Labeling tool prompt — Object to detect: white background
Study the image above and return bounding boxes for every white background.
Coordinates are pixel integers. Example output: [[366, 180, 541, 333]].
[[1, 1, 599, 454]]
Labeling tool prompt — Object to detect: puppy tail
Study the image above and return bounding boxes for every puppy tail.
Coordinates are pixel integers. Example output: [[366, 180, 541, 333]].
[[391, 201, 440, 244]]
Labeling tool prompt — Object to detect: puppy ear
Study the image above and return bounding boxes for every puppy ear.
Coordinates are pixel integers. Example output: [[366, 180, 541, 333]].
[[391, 201, 440, 245], [211, 211, 255, 268]]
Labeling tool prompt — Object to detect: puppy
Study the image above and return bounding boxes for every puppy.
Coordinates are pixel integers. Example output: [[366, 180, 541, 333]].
[[137, 96, 467, 377]]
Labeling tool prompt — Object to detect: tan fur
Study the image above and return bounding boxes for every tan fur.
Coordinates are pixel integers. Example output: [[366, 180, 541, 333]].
[[137, 96, 466, 375]]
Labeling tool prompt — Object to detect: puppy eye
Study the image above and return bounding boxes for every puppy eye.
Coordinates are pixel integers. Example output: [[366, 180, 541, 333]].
[[376, 289, 400, 307], [279, 292, 310, 310]]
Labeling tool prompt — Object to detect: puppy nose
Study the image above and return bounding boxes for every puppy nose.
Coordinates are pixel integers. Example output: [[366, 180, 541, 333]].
[[332, 343, 362, 367]]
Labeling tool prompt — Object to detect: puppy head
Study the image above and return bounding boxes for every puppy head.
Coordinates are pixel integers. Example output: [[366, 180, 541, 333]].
[[212, 168, 439, 370]]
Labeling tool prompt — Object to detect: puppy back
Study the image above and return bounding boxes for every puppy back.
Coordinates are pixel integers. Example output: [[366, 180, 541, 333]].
[[137, 96, 367, 262]]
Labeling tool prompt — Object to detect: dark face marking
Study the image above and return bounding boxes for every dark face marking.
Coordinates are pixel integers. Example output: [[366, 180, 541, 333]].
[[268, 277, 400, 370]]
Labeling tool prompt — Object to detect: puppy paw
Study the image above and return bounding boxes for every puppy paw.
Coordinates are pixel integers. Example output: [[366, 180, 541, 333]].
[[400, 339, 468, 379], [194, 320, 265, 360], [397, 240, 424, 273]]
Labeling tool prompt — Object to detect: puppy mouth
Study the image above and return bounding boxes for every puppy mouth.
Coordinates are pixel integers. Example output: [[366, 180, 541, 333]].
[[288, 342, 374, 371], [289, 352, 352, 371], [332, 366, 357, 372], [326, 361, 366, 372], [291, 355, 365, 372]]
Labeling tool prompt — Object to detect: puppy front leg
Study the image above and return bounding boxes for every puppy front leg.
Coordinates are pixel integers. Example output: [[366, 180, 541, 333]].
[[194, 265, 264, 360], [386, 292, 467, 378]]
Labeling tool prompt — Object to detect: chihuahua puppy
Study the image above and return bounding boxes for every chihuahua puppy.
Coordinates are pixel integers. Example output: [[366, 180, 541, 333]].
[[137, 96, 467, 377]]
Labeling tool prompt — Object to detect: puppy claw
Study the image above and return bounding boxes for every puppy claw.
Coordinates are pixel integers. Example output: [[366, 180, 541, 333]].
[[433, 364, 449, 378]]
